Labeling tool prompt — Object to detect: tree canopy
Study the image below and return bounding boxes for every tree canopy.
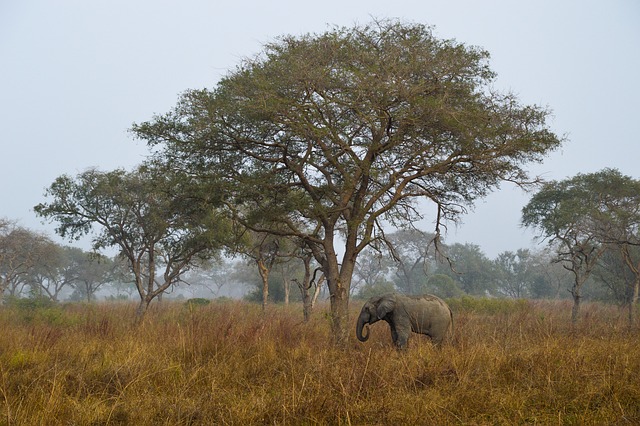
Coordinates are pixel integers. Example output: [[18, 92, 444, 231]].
[[522, 168, 640, 324], [133, 20, 563, 342]]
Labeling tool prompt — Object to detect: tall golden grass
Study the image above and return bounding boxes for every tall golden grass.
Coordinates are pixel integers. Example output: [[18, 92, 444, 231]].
[[1, 298, 639, 425]]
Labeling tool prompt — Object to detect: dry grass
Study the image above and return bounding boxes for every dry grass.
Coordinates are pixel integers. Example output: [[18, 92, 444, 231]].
[[1, 299, 639, 425]]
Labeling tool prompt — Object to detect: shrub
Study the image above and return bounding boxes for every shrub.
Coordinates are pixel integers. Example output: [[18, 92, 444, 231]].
[[184, 297, 211, 307]]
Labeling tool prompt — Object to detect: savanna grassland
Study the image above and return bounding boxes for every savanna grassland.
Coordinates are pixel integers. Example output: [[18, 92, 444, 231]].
[[1, 298, 639, 425]]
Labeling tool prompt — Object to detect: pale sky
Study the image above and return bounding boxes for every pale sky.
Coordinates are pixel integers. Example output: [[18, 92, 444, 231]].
[[1, 0, 639, 258]]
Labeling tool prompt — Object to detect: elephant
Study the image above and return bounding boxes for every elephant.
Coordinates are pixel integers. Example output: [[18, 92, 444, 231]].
[[356, 293, 453, 349]]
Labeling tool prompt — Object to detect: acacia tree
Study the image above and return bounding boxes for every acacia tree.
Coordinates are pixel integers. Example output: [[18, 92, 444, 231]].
[[133, 20, 562, 343], [439, 243, 496, 296], [35, 166, 228, 321], [522, 169, 640, 324], [0, 220, 53, 301], [27, 244, 81, 302], [493, 249, 538, 299], [590, 170, 640, 325], [71, 250, 114, 302]]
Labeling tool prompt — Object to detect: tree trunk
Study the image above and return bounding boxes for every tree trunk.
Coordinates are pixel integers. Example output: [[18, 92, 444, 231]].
[[570, 273, 583, 327], [322, 264, 345, 344], [134, 298, 150, 325], [570, 272, 587, 327], [571, 290, 580, 326], [313, 225, 357, 346], [85, 283, 93, 303], [301, 291, 312, 323], [329, 284, 350, 346]]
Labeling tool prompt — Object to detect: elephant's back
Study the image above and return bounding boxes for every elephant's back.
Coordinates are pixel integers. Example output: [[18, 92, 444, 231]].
[[410, 293, 449, 308]]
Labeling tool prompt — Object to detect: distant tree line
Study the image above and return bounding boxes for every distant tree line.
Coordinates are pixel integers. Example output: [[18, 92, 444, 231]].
[[1, 216, 634, 311], [0, 218, 128, 303], [4, 169, 640, 331]]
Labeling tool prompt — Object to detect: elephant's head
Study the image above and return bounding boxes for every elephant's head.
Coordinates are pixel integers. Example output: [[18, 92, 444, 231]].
[[356, 294, 396, 342]]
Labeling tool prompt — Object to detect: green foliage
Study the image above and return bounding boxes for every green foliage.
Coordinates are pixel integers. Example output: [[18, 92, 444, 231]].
[[440, 243, 497, 296], [184, 298, 211, 307], [137, 19, 563, 237], [4, 297, 82, 326], [522, 169, 640, 241], [5, 295, 55, 310]]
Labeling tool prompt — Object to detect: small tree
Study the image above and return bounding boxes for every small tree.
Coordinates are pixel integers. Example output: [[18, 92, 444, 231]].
[[522, 169, 639, 324], [27, 244, 82, 302], [529, 250, 571, 299], [0, 220, 52, 301], [35, 166, 228, 322], [593, 247, 635, 305], [439, 243, 496, 296], [70, 251, 114, 302], [233, 230, 282, 311], [493, 249, 538, 299]]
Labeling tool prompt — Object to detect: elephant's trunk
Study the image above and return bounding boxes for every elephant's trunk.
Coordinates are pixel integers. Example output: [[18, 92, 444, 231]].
[[356, 315, 370, 342]]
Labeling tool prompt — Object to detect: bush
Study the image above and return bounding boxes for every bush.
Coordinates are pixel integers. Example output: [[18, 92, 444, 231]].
[[184, 298, 211, 307], [5, 295, 55, 310], [2, 296, 86, 327]]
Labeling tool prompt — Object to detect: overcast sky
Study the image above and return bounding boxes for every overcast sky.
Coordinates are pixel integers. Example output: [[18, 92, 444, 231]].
[[1, 0, 638, 258]]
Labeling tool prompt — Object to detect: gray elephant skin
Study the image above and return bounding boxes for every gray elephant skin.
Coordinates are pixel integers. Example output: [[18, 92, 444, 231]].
[[356, 293, 453, 349]]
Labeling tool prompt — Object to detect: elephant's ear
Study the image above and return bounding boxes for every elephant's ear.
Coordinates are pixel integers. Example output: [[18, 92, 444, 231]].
[[376, 297, 395, 320]]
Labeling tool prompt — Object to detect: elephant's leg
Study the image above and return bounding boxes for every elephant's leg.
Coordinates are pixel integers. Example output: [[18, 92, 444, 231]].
[[389, 324, 398, 344], [395, 327, 410, 349]]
